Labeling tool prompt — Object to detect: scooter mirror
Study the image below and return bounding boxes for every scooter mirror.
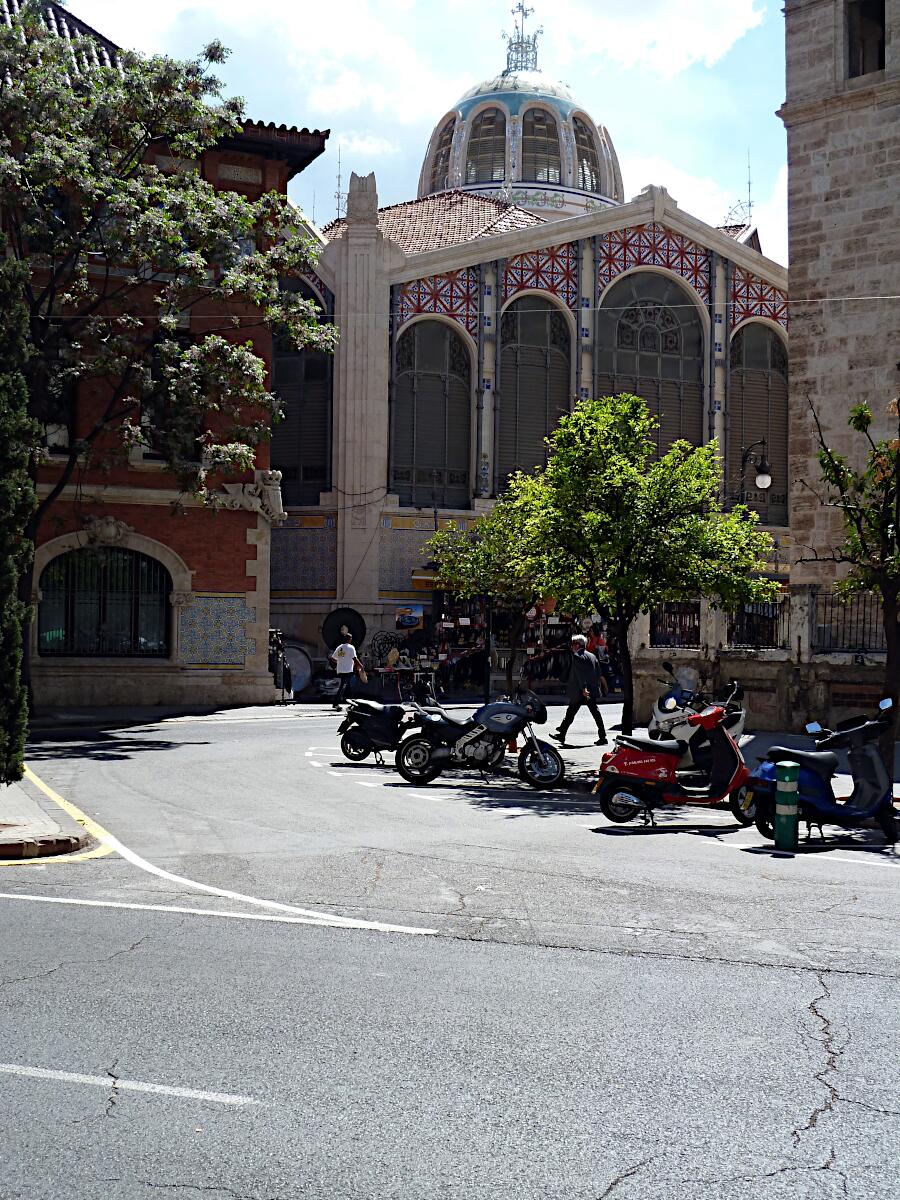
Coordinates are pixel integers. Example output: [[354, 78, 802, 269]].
[[879, 698, 893, 710], [662, 661, 674, 675], [805, 721, 823, 734], [663, 696, 678, 712]]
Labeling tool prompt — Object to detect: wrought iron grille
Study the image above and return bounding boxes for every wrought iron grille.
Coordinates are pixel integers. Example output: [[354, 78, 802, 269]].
[[649, 600, 701, 648], [38, 547, 171, 657], [813, 591, 887, 653], [727, 598, 790, 649]]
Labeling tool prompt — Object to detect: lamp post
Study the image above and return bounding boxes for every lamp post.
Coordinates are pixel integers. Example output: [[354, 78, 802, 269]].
[[739, 437, 772, 503]]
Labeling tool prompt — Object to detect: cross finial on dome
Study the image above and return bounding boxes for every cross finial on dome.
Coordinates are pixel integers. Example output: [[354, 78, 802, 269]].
[[502, 2, 542, 74]]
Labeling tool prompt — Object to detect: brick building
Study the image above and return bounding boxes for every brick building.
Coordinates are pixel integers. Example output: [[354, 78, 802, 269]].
[[5, 2, 328, 707]]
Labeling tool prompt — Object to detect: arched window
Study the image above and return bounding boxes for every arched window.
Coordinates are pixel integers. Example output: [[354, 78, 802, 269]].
[[38, 547, 171, 657], [391, 320, 472, 508], [573, 117, 601, 192], [465, 108, 506, 184], [522, 108, 561, 184], [429, 118, 455, 193], [270, 281, 331, 506], [498, 297, 571, 481], [594, 273, 705, 452], [728, 325, 789, 525]]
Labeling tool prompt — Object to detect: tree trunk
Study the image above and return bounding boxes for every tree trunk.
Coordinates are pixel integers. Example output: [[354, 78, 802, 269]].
[[506, 611, 525, 696], [880, 590, 899, 769], [612, 616, 635, 735]]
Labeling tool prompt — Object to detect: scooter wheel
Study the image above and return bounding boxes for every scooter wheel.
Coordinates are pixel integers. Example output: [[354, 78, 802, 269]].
[[340, 731, 372, 762], [396, 737, 443, 785], [754, 802, 775, 841], [729, 786, 756, 826], [598, 784, 644, 824], [876, 805, 898, 844]]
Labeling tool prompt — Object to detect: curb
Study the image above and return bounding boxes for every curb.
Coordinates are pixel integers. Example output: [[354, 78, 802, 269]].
[[0, 831, 90, 860]]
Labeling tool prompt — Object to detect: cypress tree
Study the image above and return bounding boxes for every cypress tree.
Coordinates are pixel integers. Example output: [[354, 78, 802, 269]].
[[0, 262, 39, 783]]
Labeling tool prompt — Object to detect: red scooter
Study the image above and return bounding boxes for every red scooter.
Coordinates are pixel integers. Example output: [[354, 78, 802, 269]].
[[593, 704, 752, 825]]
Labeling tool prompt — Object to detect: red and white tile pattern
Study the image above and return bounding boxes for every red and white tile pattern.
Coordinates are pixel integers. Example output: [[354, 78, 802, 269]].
[[397, 268, 480, 337], [731, 267, 788, 330], [596, 223, 711, 303], [502, 242, 580, 312]]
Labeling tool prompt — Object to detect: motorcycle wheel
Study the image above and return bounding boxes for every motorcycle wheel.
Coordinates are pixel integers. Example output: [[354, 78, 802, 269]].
[[876, 805, 898, 844], [598, 784, 644, 824], [754, 801, 776, 841], [729, 786, 756, 826], [517, 743, 564, 789], [396, 737, 443, 785], [340, 730, 372, 762]]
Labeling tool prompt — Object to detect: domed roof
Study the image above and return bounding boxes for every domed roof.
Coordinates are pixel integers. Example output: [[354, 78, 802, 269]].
[[455, 69, 579, 118]]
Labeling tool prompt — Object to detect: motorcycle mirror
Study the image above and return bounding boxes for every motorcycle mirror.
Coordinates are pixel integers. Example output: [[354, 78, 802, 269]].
[[879, 698, 893, 710], [805, 721, 823, 734], [662, 661, 674, 675], [663, 696, 678, 712]]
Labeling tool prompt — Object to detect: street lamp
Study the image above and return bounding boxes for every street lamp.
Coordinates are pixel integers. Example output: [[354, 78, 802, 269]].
[[739, 438, 772, 501]]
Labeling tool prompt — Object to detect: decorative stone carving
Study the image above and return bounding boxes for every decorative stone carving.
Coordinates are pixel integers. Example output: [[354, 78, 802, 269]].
[[346, 172, 378, 225], [82, 515, 134, 546], [169, 591, 195, 608], [217, 470, 286, 525]]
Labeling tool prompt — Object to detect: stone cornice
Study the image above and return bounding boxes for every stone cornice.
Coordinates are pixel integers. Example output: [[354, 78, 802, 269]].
[[779, 75, 900, 127], [388, 187, 788, 290]]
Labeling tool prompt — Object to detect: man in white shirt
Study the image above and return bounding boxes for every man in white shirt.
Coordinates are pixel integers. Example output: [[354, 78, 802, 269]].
[[329, 633, 359, 710]]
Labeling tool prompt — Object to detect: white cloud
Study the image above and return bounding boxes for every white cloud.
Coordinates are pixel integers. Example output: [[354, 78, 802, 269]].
[[620, 155, 735, 226], [334, 132, 400, 157], [753, 164, 788, 266]]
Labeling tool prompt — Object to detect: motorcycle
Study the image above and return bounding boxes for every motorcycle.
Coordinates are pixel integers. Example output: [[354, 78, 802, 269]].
[[594, 702, 752, 825], [649, 662, 747, 774], [747, 699, 897, 844], [395, 689, 565, 789], [337, 699, 427, 762]]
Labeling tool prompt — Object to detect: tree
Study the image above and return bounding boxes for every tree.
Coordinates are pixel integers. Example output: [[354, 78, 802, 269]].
[[1, 4, 335, 680], [0, 263, 40, 782], [805, 396, 900, 748], [507, 395, 777, 733], [425, 498, 542, 694]]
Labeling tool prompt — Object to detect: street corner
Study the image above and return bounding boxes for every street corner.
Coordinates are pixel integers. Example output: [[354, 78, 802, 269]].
[[0, 777, 95, 863]]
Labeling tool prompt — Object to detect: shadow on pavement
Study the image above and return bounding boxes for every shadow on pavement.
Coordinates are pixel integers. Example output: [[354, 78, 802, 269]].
[[26, 730, 208, 762]]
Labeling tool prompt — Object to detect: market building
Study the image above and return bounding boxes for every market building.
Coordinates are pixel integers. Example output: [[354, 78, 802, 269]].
[[269, 20, 791, 707]]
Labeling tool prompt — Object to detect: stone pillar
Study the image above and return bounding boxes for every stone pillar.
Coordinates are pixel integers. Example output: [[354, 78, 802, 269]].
[[712, 254, 728, 454], [322, 173, 396, 609]]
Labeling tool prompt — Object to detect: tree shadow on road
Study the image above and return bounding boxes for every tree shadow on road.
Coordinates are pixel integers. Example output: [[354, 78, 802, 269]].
[[25, 730, 208, 762], [381, 771, 605, 818]]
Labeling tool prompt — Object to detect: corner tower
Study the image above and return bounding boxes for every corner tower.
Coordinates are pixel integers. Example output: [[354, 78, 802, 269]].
[[417, 3, 623, 218]]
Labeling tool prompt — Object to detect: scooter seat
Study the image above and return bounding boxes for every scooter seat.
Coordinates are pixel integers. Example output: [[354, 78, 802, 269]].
[[766, 746, 839, 777], [617, 733, 685, 756]]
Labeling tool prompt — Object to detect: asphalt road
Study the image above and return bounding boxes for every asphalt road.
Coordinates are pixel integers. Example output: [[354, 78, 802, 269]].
[[3, 703, 900, 1199]]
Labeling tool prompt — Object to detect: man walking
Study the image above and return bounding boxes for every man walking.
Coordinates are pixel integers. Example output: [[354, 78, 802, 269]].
[[551, 634, 607, 747], [329, 632, 360, 710]]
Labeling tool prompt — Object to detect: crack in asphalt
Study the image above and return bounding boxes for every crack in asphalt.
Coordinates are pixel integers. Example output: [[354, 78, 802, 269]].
[[0, 933, 150, 992], [98, 1179, 295, 1199], [596, 1156, 653, 1197], [792, 973, 841, 1148], [104, 1057, 120, 1118], [683, 1148, 849, 1191]]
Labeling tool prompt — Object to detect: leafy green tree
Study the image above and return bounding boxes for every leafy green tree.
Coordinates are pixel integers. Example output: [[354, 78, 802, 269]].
[[0, 263, 40, 782], [1, 3, 335, 682], [507, 395, 777, 733], [426, 498, 542, 694], [806, 397, 900, 747]]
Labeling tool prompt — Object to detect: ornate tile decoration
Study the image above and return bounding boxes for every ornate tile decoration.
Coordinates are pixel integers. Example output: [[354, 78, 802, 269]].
[[596, 223, 711, 302], [503, 242, 579, 311], [396, 269, 479, 337], [270, 522, 337, 592], [379, 526, 435, 593], [179, 594, 255, 668], [731, 267, 788, 330]]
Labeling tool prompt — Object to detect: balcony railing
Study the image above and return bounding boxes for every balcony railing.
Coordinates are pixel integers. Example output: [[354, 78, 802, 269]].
[[650, 601, 701, 648]]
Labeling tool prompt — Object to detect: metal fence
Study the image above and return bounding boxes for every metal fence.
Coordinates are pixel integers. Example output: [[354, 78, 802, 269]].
[[650, 600, 702, 648], [727, 599, 791, 650], [813, 591, 886, 653]]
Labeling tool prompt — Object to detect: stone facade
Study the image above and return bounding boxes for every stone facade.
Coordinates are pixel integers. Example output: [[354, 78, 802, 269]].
[[780, 0, 900, 583]]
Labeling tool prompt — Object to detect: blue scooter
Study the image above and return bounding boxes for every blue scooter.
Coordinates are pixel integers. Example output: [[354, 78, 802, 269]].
[[748, 699, 897, 843]]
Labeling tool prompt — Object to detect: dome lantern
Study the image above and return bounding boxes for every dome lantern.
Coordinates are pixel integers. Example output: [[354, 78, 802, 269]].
[[417, 6, 624, 218]]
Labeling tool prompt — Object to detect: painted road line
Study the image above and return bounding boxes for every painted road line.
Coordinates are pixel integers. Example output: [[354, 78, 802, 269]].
[[0, 1063, 260, 1106], [0, 892, 412, 932], [22, 765, 437, 936], [328, 771, 343, 778], [358, 781, 380, 788], [310, 761, 325, 768]]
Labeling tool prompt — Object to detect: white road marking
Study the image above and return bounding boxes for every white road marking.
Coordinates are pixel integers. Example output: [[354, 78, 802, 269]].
[[0, 1063, 260, 1106], [327, 771, 342, 778], [358, 781, 380, 788], [0, 891, 422, 932], [310, 761, 325, 768]]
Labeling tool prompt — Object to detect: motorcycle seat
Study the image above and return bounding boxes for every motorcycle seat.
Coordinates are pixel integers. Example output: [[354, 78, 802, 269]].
[[350, 700, 401, 716], [766, 746, 838, 777], [617, 733, 685, 756]]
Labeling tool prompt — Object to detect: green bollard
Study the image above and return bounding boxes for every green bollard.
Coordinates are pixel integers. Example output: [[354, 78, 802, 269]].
[[774, 760, 800, 853]]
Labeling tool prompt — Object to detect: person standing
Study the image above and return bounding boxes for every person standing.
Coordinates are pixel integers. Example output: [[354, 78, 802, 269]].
[[329, 633, 360, 710], [551, 634, 607, 747]]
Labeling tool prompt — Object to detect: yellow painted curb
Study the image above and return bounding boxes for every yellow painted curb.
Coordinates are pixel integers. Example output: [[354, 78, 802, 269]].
[[0, 767, 118, 868]]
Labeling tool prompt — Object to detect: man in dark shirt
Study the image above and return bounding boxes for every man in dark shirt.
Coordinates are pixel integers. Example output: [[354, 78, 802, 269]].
[[551, 634, 607, 747]]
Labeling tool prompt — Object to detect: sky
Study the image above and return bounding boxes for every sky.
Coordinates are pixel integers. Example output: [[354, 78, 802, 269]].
[[69, 0, 789, 264]]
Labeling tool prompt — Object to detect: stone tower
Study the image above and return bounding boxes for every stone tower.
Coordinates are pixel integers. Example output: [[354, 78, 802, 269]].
[[780, 0, 899, 583]]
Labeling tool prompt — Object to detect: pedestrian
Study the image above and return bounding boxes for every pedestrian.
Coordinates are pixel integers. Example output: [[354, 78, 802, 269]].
[[329, 632, 360, 710], [551, 633, 607, 747]]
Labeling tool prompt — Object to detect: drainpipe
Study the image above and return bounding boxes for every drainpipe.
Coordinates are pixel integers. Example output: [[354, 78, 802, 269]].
[[493, 258, 505, 497], [708, 250, 717, 446], [475, 262, 485, 499], [591, 233, 600, 399], [574, 238, 583, 407]]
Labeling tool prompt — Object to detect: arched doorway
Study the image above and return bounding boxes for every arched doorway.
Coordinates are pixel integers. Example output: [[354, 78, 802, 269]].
[[497, 296, 571, 483], [728, 324, 789, 525]]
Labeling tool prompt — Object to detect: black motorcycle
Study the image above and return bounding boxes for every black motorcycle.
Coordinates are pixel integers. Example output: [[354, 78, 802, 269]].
[[338, 699, 425, 762], [395, 689, 565, 789]]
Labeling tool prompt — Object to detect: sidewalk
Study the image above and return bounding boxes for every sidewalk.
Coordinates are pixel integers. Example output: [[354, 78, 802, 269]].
[[0, 778, 91, 859]]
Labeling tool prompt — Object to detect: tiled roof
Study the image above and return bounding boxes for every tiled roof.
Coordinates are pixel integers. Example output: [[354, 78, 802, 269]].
[[323, 190, 545, 254], [1, 0, 119, 69]]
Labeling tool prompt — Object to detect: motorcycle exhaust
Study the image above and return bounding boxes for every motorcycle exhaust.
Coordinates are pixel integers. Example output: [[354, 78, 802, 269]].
[[430, 747, 452, 761]]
